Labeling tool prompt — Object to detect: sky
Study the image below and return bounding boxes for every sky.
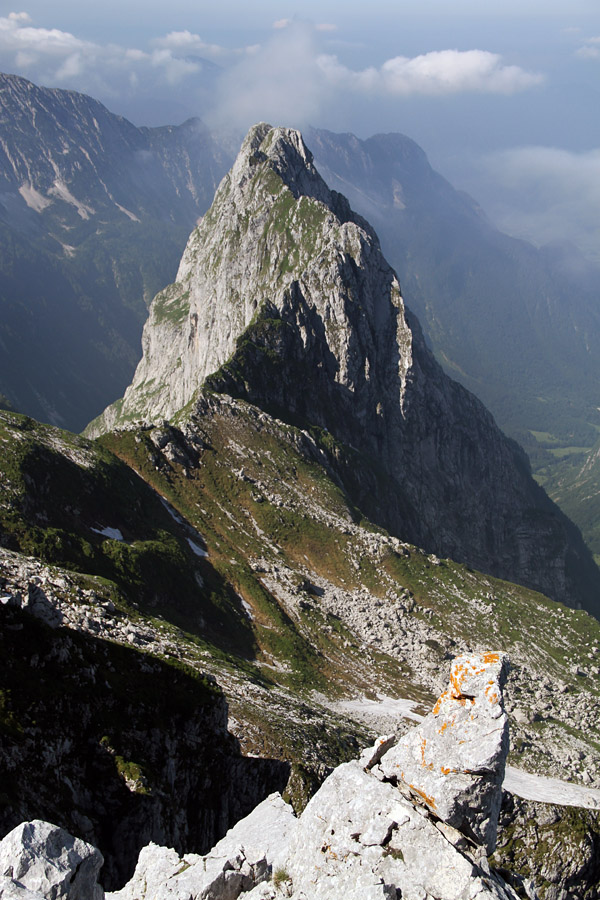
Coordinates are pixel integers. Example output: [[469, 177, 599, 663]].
[[1, 1, 599, 258]]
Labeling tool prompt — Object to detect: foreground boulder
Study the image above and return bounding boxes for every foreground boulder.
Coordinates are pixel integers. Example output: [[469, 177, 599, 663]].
[[0, 820, 103, 899], [380, 652, 510, 852], [262, 759, 517, 900], [112, 651, 515, 900]]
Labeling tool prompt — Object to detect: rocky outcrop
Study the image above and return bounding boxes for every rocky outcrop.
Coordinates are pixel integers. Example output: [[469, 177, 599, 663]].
[[491, 793, 600, 900], [0, 595, 289, 891], [89, 123, 600, 615], [106, 793, 295, 900], [0, 73, 230, 431], [379, 653, 509, 852]]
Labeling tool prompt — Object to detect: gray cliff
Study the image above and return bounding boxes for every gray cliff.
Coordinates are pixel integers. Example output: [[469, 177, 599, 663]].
[[88, 123, 600, 615]]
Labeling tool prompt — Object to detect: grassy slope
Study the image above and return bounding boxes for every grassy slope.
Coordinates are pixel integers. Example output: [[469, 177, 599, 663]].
[[2, 400, 600, 783]]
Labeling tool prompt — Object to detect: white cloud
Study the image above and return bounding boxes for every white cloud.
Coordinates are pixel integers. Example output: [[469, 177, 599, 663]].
[[0, 15, 91, 58], [152, 29, 232, 59], [575, 34, 600, 58], [0, 11, 545, 134], [209, 22, 543, 134], [576, 45, 600, 58], [0, 11, 226, 113], [319, 48, 543, 96], [209, 22, 327, 132], [8, 11, 31, 24], [150, 48, 201, 84]]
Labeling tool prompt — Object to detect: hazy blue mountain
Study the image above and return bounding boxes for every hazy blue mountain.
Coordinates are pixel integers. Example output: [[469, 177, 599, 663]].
[[89, 123, 600, 616], [2, 74, 600, 555], [0, 73, 230, 430]]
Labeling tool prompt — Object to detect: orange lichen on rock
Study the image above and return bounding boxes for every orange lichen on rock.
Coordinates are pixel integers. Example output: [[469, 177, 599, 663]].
[[433, 690, 450, 715], [485, 683, 500, 704], [420, 737, 433, 770], [450, 652, 503, 699], [410, 785, 437, 810]]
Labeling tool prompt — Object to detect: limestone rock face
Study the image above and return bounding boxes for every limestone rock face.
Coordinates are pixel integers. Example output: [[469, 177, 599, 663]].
[[87, 122, 600, 614], [380, 652, 510, 853], [108, 653, 517, 900], [0, 820, 104, 900]]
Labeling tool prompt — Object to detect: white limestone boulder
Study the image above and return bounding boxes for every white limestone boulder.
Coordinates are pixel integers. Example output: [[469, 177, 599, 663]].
[[0, 875, 46, 899], [0, 821, 103, 900], [281, 760, 518, 900]]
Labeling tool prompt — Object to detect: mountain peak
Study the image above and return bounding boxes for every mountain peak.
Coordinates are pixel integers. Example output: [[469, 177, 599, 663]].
[[88, 123, 600, 615], [88, 121, 387, 432]]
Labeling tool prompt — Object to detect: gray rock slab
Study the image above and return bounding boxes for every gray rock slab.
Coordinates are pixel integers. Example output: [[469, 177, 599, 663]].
[[0, 876, 46, 900], [282, 761, 518, 900]]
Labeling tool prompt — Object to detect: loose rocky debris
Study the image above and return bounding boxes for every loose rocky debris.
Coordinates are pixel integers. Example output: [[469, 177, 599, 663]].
[[0, 655, 524, 900], [0, 548, 185, 657]]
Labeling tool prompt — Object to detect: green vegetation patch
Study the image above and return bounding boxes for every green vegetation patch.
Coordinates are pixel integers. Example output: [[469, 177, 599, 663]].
[[152, 283, 190, 327]]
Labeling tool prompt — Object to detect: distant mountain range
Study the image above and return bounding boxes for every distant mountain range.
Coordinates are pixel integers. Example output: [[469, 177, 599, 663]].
[[308, 128, 600, 448]]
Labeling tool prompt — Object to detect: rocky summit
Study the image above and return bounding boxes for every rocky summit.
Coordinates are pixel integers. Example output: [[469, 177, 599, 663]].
[[0, 654, 520, 900], [88, 122, 600, 615]]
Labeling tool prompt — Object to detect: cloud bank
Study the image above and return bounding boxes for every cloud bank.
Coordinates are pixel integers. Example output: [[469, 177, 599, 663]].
[[0, 12, 543, 130], [319, 48, 543, 96], [480, 146, 600, 260], [209, 22, 543, 131]]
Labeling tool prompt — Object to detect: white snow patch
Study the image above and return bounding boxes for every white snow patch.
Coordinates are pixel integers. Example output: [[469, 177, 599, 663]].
[[187, 538, 208, 557], [18, 183, 51, 213], [91, 525, 124, 541], [334, 695, 425, 724], [504, 766, 600, 809], [160, 497, 184, 524], [337, 696, 600, 809]]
